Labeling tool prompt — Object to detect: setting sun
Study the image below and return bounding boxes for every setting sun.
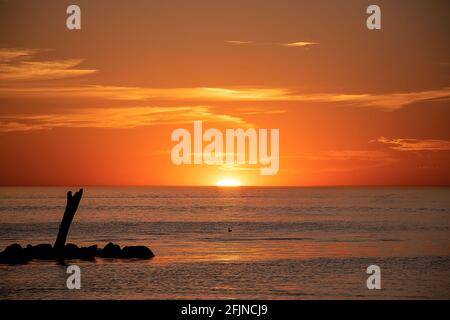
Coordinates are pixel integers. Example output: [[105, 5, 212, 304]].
[[216, 178, 241, 187]]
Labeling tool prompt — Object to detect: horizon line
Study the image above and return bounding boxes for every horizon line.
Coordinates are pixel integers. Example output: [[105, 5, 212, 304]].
[[0, 184, 449, 188]]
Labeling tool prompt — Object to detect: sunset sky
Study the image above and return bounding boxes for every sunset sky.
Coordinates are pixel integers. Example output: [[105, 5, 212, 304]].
[[0, 0, 449, 186]]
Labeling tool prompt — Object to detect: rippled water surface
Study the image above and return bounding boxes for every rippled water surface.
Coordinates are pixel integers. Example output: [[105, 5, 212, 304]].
[[0, 187, 449, 299]]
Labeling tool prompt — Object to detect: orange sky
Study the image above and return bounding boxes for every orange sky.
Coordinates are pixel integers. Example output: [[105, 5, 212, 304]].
[[0, 0, 449, 186]]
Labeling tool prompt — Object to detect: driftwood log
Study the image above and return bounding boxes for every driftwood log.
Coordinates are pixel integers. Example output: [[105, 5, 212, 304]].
[[0, 189, 154, 264], [54, 189, 83, 254]]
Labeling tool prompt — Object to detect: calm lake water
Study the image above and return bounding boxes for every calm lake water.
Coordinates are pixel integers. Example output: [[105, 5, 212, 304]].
[[0, 187, 449, 299]]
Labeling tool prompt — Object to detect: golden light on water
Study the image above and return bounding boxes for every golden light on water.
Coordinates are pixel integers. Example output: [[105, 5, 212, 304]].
[[216, 178, 241, 187]]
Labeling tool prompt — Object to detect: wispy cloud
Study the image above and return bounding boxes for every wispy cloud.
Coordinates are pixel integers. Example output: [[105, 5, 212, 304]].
[[355, 88, 450, 109], [0, 86, 292, 101], [281, 41, 318, 47], [225, 40, 253, 45], [226, 40, 318, 48], [233, 106, 287, 115], [373, 137, 450, 151], [0, 48, 42, 61], [0, 106, 246, 133], [218, 163, 261, 172], [2, 85, 448, 109], [0, 48, 97, 81]]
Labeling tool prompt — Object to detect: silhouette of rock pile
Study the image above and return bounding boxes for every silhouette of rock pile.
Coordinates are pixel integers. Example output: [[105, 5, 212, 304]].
[[0, 242, 154, 264], [0, 188, 155, 264]]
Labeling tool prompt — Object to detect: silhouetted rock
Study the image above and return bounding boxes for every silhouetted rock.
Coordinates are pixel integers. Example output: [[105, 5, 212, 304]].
[[79, 245, 97, 260], [27, 243, 54, 260], [1, 190, 156, 263], [121, 246, 154, 259], [1, 242, 155, 263], [25, 244, 32, 256], [0, 243, 29, 264], [100, 242, 121, 258], [63, 243, 80, 259]]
